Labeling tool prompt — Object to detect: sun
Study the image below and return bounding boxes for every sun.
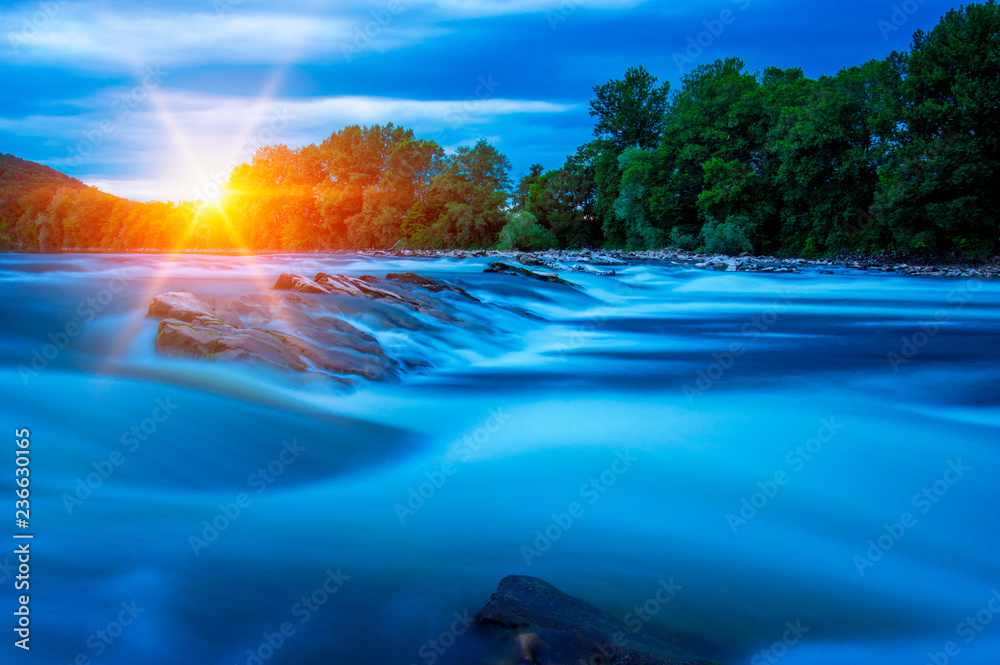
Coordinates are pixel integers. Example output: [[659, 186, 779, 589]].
[[200, 189, 225, 208]]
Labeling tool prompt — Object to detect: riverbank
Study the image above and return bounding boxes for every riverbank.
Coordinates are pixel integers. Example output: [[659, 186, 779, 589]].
[[6, 246, 999, 278], [20, 246, 996, 278], [387, 248, 1000, 278]]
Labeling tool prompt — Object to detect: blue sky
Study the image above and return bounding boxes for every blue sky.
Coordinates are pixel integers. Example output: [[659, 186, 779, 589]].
[[1, 0, 957, 202]]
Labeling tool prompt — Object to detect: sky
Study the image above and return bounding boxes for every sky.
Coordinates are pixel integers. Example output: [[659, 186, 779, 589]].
[[0, 0, 958, 203]]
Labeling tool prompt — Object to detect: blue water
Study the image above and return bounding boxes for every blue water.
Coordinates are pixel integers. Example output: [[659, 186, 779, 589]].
[[1, 253, 998, 665]]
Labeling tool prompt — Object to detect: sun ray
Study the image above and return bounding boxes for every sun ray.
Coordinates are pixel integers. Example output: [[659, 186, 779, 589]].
[[103, 64, 301, 372]]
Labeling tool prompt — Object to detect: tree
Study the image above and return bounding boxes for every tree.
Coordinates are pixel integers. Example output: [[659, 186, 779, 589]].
[[514, 164, 545, 210], [646, 58, 766, 247], [348, 137, 445, 248], [589, 66, 670, 151], [769, 58, 903, 253], [313, 124, 417, 247], [224, 145, 320, 249], [526, 149, 602, 248], [587, 67, 671, 245], [497, 211, 557, 250], [424, 139, 512, 248], [873, 1, 1000, 254], [614, 148, 664, 249], [699, 215, 756, 254]]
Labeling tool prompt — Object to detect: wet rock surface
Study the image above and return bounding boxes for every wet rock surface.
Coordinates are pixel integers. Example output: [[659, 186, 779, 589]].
[[146, 290, 242, 327], [515, 253, 617, 276], [385, 271, 480, 301], [484, 262, 578, 287], [273, 272, 330, 293], [475, 576, 723, 665], [148, 289, 398, 382], [147, 270, 497, 383]]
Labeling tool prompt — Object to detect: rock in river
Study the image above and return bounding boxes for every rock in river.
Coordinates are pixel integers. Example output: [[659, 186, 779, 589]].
[[147, 290, 398, 382], [147, 270, 503, 383], [484, 262, 577, 287], [272, 272, 331, 294], [475, 575, 722, 665], [385, 272, 479, 301], [146, 290, 241, 327]]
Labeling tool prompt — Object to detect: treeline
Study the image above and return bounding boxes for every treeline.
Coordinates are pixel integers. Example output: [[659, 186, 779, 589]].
[[216, 127, 511, 250], [0, 131, 514, 252], [1, 1, 997, 256], [525, 0, 998, 257]]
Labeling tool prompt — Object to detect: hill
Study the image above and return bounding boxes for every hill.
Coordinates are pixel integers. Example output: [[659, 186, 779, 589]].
[[0, 154, 193, 251], [0, 153, 88, 191]]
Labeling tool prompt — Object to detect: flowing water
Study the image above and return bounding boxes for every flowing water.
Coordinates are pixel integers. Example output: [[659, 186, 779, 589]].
[[1, 253, 998, 665]]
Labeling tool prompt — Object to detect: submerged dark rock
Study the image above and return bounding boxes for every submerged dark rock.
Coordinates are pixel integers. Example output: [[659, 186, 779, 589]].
[[484, 262, 577, 287], [297, 271, 485, 328], [155, 319, 306, 372], [317, 272, 413, 303], [385, 272, 480, 301], [385, 271, 438, 287], [475, 575, 722, 665]]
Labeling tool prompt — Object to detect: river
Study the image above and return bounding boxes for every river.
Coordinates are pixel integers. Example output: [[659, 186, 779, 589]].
[[1, 253, 998, 665]]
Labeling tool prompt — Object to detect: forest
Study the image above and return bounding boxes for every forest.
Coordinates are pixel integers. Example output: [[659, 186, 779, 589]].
[[0, 1, 997, 257]]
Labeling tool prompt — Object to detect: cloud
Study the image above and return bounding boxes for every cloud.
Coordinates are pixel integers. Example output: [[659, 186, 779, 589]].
[[424, 0, 648, 18], [1, 0, 649, 71], [78, 176, 177, 202], [1, 4, 443, 70]]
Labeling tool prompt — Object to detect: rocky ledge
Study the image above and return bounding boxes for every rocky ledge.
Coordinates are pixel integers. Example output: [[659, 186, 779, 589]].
[[147, 289, 399, 383], [146, 269, 573, 383], [475, 575, 722, 665]]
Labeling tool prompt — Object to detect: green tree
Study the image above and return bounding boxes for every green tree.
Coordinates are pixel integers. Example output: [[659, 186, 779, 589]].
[[348, 137, 445, 248], [497, 210, 557, 250], [313, 124, 416, 247], [514, 164, 545, 210], [425, 139, 512, 248], [769, 57, 903, 253], [526, 149, 602, 248], [645, 58, 766, 247], [614, 148, 665, 249], [589, 65, 671, 151], [587, 67, 670, 245], [699, 215, 756, 254], [874, 1, 1000, 253]]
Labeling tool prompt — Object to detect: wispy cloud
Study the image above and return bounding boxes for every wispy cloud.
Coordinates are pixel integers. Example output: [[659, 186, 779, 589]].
[[424, 0, 648, 18], [1, 5, 443, 69], [79, 176, 178, 202], [1, 0, 649, 71]]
